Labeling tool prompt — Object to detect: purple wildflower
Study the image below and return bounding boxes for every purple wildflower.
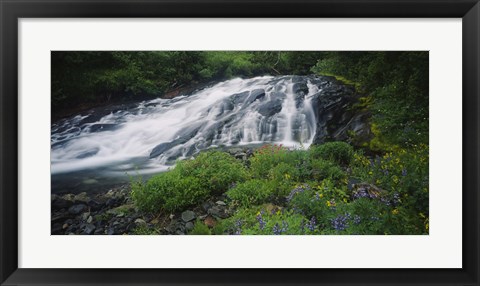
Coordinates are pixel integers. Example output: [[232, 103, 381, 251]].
[[256, 212, 266, 230], [273, 223, 281, 235], [234, 219, 243, 235], [286, 184, 310, 202], [331, 214, 349, 231], [380, 197, 391, 206], [402, 168, 407, 176], [392, 192, 401, 205], [353, 215, 361, 225], [306, 216, 316, 232]]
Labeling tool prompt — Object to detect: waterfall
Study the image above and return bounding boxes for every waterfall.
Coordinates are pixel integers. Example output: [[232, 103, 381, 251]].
[[51, 75, 333, 181]]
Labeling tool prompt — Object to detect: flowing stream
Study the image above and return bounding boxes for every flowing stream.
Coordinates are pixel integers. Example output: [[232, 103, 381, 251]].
[[51, 75, 338, 193]]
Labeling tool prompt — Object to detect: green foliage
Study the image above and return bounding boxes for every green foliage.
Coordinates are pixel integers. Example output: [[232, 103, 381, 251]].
[[131, 171, 208, 213], [176, 151, 249, 194], [223, 207, 308, 235], [309, 142, 354, 166], [188, 220, 212, 235], [311, 51, 428, 149], [132, 225, 160, 235], [132, 150, 249, 213], [351, 144, 429, 217], [309, 159, 346, 182], [226, 179, 276, 207], [249, 144, 309, 179]]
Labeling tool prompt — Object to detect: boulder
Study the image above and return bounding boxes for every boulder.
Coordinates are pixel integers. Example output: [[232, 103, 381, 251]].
[[181, 210, 196, 223]]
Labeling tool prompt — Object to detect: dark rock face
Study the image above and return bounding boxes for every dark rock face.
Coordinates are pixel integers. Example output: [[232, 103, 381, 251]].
[[310, 76, 372, 145]]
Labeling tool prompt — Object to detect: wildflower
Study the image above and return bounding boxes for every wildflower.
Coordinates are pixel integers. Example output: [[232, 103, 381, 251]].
[[286, 184, 309, 202], [281, 221, 289, 233], [392, 192, 401, 205], [331, 214, 349, 231], [353, 215, 361, 225], [256, 212, 266, 230], [380, 197, 391, 206], [306, 216, 316, 232], [392, 209, 399, 215], [234, 219, 243, 235], [402, 168, 407, 176], [273, 223, 281, 235]]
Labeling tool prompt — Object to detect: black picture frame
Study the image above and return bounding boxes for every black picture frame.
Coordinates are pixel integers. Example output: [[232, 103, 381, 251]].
[[1, 0, 479, 285]]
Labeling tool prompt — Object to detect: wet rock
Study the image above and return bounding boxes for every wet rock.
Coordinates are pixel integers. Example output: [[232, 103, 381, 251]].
[[68, 204, 87, 215], [201, 202, 212, 212], [88, 200, 103, 211], [134, 218, 147, 226], [52, 197, 74, 210], [84, 224, 96, 235], [52, 223, 63, 234], [181, 210, 196, 222], [185, 222, 194, 231], [208, 206, 229, 219], [81, 212, 90, 221]]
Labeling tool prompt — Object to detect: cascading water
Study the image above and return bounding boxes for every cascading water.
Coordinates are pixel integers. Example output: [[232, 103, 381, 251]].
[[51, 75, 342, 193]]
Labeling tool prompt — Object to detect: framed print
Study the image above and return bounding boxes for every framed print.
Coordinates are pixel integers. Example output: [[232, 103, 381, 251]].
[[1, 0, 479, 285]]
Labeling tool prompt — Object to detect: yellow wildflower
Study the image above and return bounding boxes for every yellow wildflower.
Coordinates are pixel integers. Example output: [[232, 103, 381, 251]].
[[392, 209, 399, 215]]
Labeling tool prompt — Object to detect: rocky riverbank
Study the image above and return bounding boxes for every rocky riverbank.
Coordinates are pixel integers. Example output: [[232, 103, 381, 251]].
[[51, 148, 253, 235], [51, 186, 235, 235]]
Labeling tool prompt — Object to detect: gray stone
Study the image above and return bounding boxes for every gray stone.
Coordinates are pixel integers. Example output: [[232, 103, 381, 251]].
[[87, 216, 93, 224], [84, 224, 96, 235], [68, 204, 87, 215], [134, 218, 147, 226], [208, 206, 229, 219], [181, 210, 196, 222], [215, 201, 227, 206], [81, 212, 90, 221], [185, 222, 194, 231]]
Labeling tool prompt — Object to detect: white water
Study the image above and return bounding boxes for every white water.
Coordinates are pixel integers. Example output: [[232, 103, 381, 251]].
[[51, 75, 324, 177]]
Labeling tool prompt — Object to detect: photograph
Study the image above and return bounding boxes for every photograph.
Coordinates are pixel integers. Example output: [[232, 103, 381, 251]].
[[50, 51, 429, 235]]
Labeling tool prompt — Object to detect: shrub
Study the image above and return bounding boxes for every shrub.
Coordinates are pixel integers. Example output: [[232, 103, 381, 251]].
[[131, 171, 208, 213], [350, 144, 429, 216], [226, 179, 276, 207], [189, 220, 212, 235], [309, 142, 354, 166], [309, 159, 346, 182], [176, 151, 249, 194], [250, 144, 310, 180]]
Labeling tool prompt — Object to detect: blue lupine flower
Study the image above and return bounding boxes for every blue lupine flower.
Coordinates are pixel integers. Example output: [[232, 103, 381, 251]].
[[331, 214, 349, 231], [273, 223, 281, 235], [306, 216, 316, 232], [380, 197, 391, 206], [234, 219, 243, 234], [353, 215, 361, 225], [392, 192, 401, 205], [370, 216, 380, 221], [256, 212, 266, 230], [281, 221, 289, 233], [402, 168, 407, 176], [286, 184, 310, 202], [353, 188, 370, 199]]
